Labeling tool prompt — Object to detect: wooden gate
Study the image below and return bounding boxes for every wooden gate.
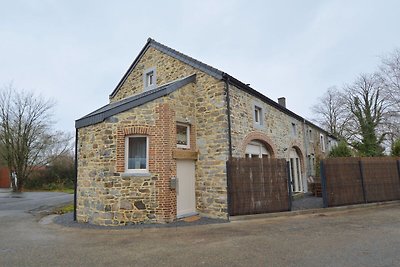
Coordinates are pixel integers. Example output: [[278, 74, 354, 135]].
[[227, 157, 290, 216]]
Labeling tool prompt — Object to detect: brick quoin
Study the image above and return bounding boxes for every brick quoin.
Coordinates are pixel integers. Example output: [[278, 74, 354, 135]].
[[154, 103, 176, 222]]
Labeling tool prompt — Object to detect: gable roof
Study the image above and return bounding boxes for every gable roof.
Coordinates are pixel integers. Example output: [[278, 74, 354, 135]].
[[75, 74, 196, 129], [82, 38, 335, 138], [109, 38, 223, 98]]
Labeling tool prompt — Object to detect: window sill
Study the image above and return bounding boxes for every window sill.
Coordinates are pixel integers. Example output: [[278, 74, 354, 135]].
[[121, 172, 152, 177], [253, 123, 264, 130]]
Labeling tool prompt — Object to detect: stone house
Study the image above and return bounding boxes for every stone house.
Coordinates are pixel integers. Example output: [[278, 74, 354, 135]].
[[75, 38, 337, 225]]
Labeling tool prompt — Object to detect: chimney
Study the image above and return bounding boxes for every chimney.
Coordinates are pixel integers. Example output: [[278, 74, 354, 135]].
[[278, 97, 286, 108]]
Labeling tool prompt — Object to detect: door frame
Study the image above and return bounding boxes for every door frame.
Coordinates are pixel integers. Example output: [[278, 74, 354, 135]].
[[176, 159, 197, 218]]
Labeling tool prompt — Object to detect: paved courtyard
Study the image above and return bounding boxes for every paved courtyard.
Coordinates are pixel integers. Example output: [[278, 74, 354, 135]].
[[0, 190, 399, 266]]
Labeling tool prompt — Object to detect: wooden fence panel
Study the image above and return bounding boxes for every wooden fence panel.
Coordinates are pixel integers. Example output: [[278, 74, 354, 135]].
[[227, 158, 289, 216], [324, 157, 365, 206], [322, 157, 400, 207], [362, 158, 400, 202]]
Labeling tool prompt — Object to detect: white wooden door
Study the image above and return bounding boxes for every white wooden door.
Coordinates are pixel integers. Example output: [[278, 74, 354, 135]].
[[176, 160, 196, 218], [289, 149, 303, 192]]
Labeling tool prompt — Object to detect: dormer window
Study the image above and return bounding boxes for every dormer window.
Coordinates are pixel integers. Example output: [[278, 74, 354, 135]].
[[143, 67, 156, 90]]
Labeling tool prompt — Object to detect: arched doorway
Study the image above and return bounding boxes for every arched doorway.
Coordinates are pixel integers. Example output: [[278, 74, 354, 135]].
[[245, 140, 271, 158], [289, 147, 303, 192]]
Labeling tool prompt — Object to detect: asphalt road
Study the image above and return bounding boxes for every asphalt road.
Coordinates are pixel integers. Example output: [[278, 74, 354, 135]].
[[0, 189, 399, 267], [0, 189, 73, 214]]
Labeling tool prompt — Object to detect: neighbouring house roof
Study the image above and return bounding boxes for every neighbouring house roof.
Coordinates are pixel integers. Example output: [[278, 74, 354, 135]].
[[75, 74, 196, 129], [78, 38, 336, 138]]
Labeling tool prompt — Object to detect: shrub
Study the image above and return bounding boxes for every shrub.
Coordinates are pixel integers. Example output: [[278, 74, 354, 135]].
[[25, 153, 74, 190], [329, 140, 353, 157], [392, 139, 400, 156]]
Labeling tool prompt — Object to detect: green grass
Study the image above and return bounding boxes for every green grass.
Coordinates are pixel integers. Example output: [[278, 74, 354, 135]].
[[54, 203, 74, 214], [24, 188, 74, 194]]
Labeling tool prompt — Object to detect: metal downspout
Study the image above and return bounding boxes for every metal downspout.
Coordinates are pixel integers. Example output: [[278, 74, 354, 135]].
[[303, 119, 309, 192], [225, 76, 233, 158], [73, 128, 78, 221], [224, 75, 233, 218]]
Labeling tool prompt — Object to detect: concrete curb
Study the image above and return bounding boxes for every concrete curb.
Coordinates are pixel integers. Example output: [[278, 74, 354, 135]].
[[229, 200, 400, 222], [0, 188, 12, 193]]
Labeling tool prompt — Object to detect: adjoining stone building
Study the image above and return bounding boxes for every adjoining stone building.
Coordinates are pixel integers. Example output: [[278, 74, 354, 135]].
[[75, 38, 337, 225]]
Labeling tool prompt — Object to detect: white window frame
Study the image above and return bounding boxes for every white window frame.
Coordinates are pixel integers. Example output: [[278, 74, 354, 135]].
[[143, 67, 156, 91], [320, 134, 326, 152], [291, 123, 296, 137], [309, 129, 313, 143], [254, 105, 262, 125], [176, 123, 190, 149], [146, 71, 154, 87], [125, 135, 149, 174]]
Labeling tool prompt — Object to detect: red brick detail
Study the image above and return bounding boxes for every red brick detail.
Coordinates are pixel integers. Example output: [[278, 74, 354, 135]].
[[123, 126, 150, 136], [116, 128, 125, 173], [153, 103, 176, 222], [241, 131, 277, 158], [116, 126, 151, 173], [114, 104, 182, 223]]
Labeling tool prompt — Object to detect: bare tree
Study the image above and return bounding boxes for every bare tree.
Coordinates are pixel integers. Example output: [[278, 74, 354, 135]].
[[380, 48, 400, 110], [0, 85, 71, 192], [344, 73, 391, 156], [311, 86, 351, 139], [379, 48, 400, 146]]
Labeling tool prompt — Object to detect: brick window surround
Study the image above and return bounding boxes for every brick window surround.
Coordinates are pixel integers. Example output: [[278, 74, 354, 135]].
[[116, 126, 151, 173]]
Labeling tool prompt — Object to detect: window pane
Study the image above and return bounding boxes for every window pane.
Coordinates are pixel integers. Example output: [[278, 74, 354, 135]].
[[128, 137, 146, 169], [254, 107, 262, 123], [176, 125, 188, 146]]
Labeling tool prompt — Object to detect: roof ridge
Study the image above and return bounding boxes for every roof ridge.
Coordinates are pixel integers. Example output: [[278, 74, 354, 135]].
[[148, 38, 224, 77]]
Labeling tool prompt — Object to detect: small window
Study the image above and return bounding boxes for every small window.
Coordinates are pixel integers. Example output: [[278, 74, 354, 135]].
[[125, 136, 148, 173], [254, 106, 262, 125], [176, 123, 190, 149], [309, 129, 313, 142], [320, 134, 326, 152], [291, 123, 296, 137], [146, 71, 154, 87], [143, 67, 156, 90]]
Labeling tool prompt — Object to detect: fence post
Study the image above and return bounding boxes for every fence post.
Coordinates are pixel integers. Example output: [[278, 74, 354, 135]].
[[320, 160, 328, 208], [397, 160, 400, 198], [287, 161, 292, 211], [358, 160, 367, 203]]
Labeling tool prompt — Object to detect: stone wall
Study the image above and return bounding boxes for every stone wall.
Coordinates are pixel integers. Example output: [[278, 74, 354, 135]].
[[78, 71, 230, 225], [112, 47, 199, 102], [229, 84, 305, 159], [77, 99, 179, 225], [110, 46, 230, 219], [228, 83, 329, 189]]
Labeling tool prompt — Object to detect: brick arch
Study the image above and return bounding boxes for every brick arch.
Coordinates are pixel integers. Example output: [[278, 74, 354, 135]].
[[123, 126, 150, 135], [116, 125, 152, 173], [241, 131, 277, 158]]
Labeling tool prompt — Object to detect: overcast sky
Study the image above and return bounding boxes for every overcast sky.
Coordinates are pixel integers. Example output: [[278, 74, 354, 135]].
[[1, 0, 400, 134]]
